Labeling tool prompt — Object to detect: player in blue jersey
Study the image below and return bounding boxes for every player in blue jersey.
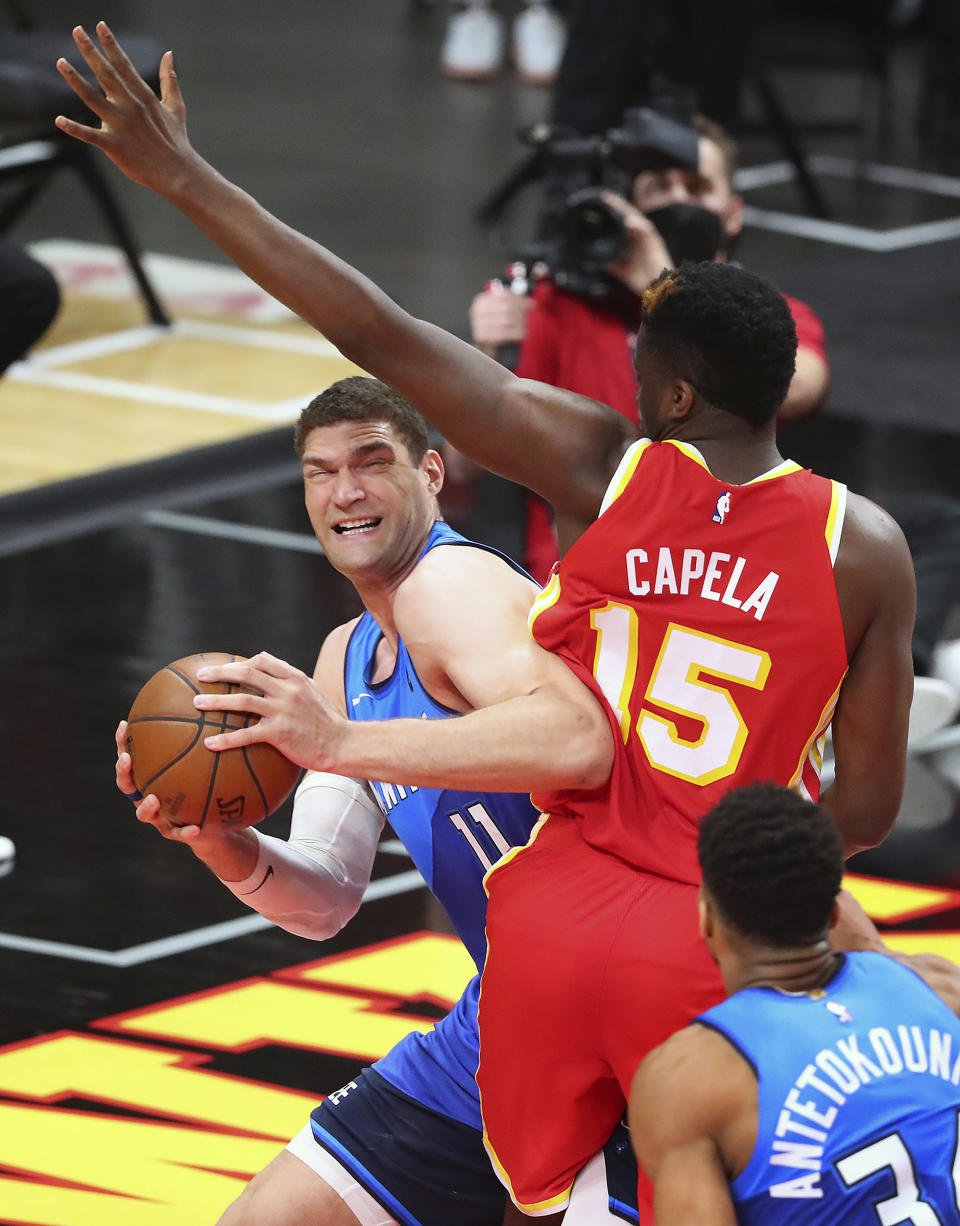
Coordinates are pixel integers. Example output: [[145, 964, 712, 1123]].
[[115, 376, 619, 1226], [629, 782, 960, 1226]]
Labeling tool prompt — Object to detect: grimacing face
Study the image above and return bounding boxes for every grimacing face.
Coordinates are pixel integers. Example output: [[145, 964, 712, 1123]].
[[299, 419, 442, 584]]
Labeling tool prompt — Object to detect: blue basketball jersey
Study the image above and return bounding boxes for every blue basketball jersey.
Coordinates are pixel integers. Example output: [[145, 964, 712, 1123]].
[[343, 520, 541, 1127], [699, 951, 960, 1225]]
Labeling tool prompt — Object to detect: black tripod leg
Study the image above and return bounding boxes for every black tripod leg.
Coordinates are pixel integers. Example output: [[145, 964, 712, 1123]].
[[750, 66, 830, 220], [69, 145, 171, 326]]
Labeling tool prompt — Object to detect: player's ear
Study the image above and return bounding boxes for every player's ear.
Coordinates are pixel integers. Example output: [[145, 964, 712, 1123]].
[[697, 887, 713, 941], [670, 378, 696, 420], [827, 900, 841, 931], [423, 449, 444, 495]]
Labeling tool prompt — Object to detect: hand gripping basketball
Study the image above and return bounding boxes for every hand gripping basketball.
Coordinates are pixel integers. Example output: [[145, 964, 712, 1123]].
[[191, 651, 349, 770], [125, 652, 302, 830]]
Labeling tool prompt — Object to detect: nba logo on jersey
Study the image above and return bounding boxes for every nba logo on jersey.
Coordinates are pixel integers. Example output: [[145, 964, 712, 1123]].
[[712, 492, 731, 524], [826, 1000, 852, 1023]]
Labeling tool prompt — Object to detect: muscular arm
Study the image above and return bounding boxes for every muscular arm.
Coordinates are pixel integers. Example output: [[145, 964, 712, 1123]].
[[56, 25, 633, 522], [194, 547, 615, 792], [822, 493, 916, 857], [629, 1027, 751, 1226]]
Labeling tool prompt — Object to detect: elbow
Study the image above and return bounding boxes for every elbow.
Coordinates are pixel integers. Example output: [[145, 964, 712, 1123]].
[[265, 894, 363, 942], [296, 911, 350, 941], [568, 710, 616, 791], [833, 796, 900, 860], [843, 817, 896, 860]]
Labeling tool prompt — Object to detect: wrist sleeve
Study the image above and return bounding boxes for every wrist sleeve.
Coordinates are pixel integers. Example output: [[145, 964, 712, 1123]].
[[222, 771, 385, 939]]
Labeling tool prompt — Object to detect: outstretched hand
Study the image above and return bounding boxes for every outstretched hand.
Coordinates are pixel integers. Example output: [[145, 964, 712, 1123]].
[[193, 652, 349, 770], [55, 23, 198, 195]]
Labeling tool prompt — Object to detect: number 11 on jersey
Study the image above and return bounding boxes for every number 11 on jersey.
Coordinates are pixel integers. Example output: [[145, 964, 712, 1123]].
[[449, 803, 513, 872]]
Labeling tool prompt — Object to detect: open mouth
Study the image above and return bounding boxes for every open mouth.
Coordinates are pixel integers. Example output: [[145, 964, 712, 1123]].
[[332, 517, 382, 536]]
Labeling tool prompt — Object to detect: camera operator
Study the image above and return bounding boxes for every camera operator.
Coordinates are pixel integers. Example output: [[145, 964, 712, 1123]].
[[466, 113, 829, 579]]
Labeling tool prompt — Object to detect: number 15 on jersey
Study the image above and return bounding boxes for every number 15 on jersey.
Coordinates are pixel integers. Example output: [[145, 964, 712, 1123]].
[[591, 610, 771, 787]]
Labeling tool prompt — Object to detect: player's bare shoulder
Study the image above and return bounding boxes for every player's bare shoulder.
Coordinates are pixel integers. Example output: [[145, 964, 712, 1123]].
[[391, 534, 540, 707], [630, 1022, 757, 1175], [313, 616, 363, 715], [394, 533, 538, 630], [840, 492, 911, 564]]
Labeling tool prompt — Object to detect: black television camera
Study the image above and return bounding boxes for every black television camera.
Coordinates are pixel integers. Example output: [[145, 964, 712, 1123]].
[[489, 107, 720, 299]]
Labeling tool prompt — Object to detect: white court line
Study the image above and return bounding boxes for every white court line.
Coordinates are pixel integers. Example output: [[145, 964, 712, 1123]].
[[735, 156, 960, 250], [6, 363, 287, 420], [740, 205, 960, 252], [8, 317, 350, 420], [20, 325, 172, 369], [144, 510, 324, 554], [809, 156, 960, 199], [735, 157, 960, 199], [24, 319, 345, 370], [0, 869, 426, 967], [734, 160, 798, 191], [177, 318, 346, 357], [20, 325, 173, 369]]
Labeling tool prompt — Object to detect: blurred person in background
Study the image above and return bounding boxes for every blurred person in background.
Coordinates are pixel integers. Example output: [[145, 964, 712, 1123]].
[[467, 112, 828, 581]]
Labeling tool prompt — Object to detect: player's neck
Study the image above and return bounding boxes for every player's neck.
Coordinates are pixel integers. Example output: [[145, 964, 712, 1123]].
[[665, 411, 783, 486], [686, 435, 784, 487], [726, 940, 841, 997]]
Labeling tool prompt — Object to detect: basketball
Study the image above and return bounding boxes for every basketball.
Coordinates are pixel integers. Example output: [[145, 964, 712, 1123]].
[[125, 652, 301, 829]]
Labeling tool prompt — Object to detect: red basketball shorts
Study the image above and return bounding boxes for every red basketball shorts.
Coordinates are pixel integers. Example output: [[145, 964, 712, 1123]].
[[477, 814, 724, 1216]]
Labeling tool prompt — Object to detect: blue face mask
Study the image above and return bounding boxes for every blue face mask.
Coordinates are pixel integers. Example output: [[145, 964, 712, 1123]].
[[645, 203, 725, 265]]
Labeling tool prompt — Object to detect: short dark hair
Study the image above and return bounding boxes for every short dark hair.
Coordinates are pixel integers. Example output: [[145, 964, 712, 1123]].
[[639, 262, 797, 429], [294, 376, 430, 462], [698, 782, 844, 948]]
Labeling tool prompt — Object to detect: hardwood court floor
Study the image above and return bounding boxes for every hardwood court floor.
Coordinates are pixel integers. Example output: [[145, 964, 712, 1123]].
[[0, 243, 365, 497]]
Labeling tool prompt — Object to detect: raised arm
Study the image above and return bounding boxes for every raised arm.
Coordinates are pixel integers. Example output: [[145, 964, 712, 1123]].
[[821, 493, 916, 857], [55, 24, 634, 521]]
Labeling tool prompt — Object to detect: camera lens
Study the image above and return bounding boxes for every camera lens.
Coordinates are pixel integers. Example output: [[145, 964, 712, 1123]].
[[562, 189, 627, 269]]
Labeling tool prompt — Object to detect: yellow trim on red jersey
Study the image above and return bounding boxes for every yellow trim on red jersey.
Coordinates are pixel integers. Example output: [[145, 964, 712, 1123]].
[[599, 439, 651, 515], [664, 442, 802, 486], [529, 569, 562, 634], [481, 810, 551, 897], [744, 459, 803, 484], [788, 673, 846, 790], [664, 438, 711, 470], [481, 1133, 573, 1216], [825, 479, 848, 565]]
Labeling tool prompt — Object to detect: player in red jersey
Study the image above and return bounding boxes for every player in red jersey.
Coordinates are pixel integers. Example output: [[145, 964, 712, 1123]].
[[55, 28, 916, 1224]]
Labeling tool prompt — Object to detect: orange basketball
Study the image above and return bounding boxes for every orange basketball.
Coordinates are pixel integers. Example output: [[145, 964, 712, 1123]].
[[125, 652, 301, 829]]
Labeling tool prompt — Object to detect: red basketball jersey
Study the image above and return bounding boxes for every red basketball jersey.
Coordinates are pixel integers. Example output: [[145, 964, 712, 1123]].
[[529, 439, 849, 883]]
